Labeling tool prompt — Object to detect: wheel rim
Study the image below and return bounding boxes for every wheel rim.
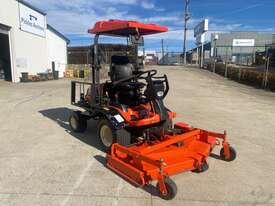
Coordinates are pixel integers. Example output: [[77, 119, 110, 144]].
[[70, 116, 78, 130], [100, 125, 113, 148]]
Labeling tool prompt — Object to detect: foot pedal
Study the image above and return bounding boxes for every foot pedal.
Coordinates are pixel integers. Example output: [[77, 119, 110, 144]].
[[166, 128, 183, 135]]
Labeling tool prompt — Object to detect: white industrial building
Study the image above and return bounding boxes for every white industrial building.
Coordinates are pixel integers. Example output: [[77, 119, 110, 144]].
[[0, 0, 69, 82]]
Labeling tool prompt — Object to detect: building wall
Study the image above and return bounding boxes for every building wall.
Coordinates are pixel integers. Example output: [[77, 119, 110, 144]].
[[15, 29, 48, 81], [212, 32, 273, 47], [211, 32, 273, 65], [46, 29, 67, 77], [212, 32, 273, 56], [0, 0, 48, 82]]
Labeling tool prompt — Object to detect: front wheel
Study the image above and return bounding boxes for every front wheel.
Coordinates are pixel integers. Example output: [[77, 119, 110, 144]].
[[97, 119, 116, 152], [156, 177, 177, 200]]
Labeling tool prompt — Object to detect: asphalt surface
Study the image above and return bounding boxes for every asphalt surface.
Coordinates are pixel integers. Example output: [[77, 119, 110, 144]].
[[0, 65, 275, 206]]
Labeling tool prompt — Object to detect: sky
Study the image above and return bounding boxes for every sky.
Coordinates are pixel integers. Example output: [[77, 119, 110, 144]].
[[26, 0, 275, 52]]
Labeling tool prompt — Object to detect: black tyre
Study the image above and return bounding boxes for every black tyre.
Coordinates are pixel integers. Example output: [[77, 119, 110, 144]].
[[220, 146, 237, 162], [156, 177, 177, 200], [69, 111, 87, 133], [97, 119, 116, 152], [192, 161, 209, 173]]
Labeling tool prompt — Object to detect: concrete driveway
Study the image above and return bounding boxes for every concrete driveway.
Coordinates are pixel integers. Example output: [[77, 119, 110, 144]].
[[0, 66, 275, 206]]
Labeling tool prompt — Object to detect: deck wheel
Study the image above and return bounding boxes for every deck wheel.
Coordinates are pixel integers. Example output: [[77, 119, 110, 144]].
[[192, 161, 209, 173], [220, 146, 237, 162], [157, 177, 177, 200], [69, 111, 87, 133]]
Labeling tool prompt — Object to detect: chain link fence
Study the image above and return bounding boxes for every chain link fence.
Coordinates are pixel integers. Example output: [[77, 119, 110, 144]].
[[66, 44, 138, 81], [213, 46, 265, 66], [68, 44, 137, 65], [205, 44, 275, 91]]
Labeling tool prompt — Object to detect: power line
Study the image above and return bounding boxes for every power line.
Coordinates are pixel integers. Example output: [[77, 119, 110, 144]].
[[161, 39, 165, 64]]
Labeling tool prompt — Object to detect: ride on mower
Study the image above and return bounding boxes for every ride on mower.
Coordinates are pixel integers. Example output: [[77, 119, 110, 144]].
[[69, 20, 236, 200]]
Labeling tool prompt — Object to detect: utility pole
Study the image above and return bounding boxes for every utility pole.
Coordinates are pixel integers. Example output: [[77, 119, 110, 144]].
[[213, 34, 219, 73], [142, 47, 145, 66], [183, 0, 190, 64], [161, 39, 164, 64]]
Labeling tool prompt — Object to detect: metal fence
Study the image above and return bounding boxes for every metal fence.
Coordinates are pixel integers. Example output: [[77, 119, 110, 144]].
[[156, 52, 184, 65], [68, 44, 137, 65], [213, 46, 266, 66], [205, 61, 275, 91], [65, 64, 109, 81], [186, 45, 268, 67], [205, 44, 275, 91]]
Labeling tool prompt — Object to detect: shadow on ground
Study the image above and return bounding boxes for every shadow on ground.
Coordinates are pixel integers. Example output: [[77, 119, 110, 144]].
[[39, 107, 105, 152], [39, 107, 222, 198], [39, 107, 161, 197], [210, 152, 222, 160]]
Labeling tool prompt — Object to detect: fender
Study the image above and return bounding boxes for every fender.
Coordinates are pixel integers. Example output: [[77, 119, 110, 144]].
[[101, 108, 127, 130]]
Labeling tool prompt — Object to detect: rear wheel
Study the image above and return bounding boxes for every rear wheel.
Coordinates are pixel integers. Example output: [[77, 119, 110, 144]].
[[156, 177, 177, 200], [97, 119, 116, 151], [69, 111, 87, 133]]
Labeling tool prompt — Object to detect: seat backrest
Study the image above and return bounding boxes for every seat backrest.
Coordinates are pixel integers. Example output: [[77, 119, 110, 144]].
[[111, 55, 130, 65], [110, 56, 133, 82]]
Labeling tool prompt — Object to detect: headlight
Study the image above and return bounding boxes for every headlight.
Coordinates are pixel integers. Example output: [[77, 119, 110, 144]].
[[157, 91, 164, 97]]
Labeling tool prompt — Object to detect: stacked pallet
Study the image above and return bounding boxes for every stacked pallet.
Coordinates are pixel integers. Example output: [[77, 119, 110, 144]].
[[65, 65, 91, 79], [65, 69, 74, 78]]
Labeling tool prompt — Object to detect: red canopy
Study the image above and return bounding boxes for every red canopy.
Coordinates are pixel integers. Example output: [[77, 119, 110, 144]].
[[88, 20, 168, 36]]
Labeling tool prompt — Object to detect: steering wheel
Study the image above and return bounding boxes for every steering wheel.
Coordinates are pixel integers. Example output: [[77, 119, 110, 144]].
[[112, 70, 157, 86]]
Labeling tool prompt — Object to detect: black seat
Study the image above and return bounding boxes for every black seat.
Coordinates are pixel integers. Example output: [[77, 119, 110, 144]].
[[111, 56, 130, 65], [109, 56, 133, 82], [106, 56, 146, 106]]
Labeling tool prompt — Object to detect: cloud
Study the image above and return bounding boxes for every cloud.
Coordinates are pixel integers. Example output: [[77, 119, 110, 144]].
[[144, 16, 181, 23], [146, 29, 195, 41], [141, 1, 155, 9], [226, 4, 263, 15], [27, 0, 138, 10], [24, 0, 272, 50], [26, 0, 142, 35], [25, 0, 163, 34], [27, 0, 159, 12], [209, 23, 243, 31]]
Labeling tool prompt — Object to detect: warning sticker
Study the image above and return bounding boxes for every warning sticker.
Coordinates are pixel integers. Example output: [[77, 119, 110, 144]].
[[114, 114, 124, 123]]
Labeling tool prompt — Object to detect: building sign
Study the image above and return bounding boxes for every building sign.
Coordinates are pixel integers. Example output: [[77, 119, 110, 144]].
[[196, 33, 205, 44], [19, 3, 46, 37], [194, 19, 208, 37], [232, 39, 255, 47]]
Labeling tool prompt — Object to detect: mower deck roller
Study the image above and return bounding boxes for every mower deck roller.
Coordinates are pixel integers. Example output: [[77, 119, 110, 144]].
[[107, 123, 235, 200]]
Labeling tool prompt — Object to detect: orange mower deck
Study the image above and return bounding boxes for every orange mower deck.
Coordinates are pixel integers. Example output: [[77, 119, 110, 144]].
[[107, 122, 235, 200]]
